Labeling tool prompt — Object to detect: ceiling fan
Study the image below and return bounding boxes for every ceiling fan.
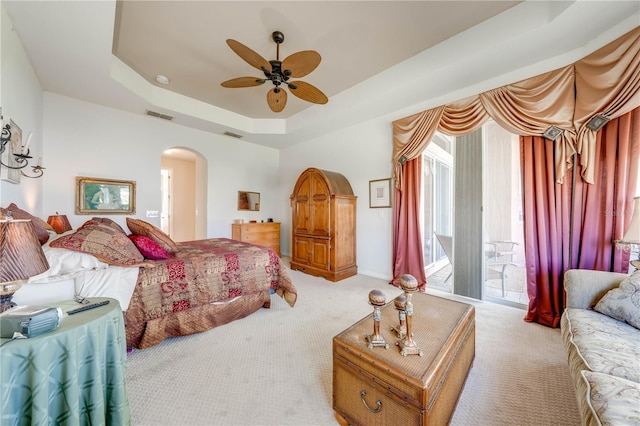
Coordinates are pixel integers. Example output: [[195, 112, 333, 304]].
[[221, 31, 328, 113]]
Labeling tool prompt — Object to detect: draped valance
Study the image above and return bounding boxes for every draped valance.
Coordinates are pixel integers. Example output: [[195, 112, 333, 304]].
[[393, 26, 640, 188]]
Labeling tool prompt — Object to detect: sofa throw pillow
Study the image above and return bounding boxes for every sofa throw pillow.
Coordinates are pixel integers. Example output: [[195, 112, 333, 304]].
[[50, 222, 148, 267], [128, 234, 170, 260], [126, 217, 178, 254], [2, 203, 50, 245], [594, 270, 640, 330]]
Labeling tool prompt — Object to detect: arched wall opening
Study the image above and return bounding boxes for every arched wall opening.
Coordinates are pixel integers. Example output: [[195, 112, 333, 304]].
[[161, 147, 207, 241]]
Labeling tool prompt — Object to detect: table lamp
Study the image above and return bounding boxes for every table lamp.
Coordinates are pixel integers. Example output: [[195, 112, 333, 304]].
[[0, 218, 50, 312], [617, 196, 640, 271], [47, 212, 72, 234]]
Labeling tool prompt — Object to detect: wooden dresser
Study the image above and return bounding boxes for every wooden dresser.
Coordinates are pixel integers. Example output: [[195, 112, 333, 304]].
[[231, 222, 281, 257], [290, 167, 357, 281]]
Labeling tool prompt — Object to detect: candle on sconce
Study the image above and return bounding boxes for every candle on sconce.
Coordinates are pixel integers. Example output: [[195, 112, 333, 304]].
[[23, 132, 32, 154], [37, 157, 42, 167]]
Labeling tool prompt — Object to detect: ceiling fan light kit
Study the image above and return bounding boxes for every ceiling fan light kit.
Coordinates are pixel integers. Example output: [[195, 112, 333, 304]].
[[221, 31, 328, 113]]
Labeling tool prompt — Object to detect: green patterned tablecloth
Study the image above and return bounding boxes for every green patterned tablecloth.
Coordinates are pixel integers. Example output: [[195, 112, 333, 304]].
[[0, 298, 130, 425]]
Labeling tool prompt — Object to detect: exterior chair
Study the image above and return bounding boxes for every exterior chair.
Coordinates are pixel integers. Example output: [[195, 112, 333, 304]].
[[434, 233, 454, 282], [485, 240, 518, 297]]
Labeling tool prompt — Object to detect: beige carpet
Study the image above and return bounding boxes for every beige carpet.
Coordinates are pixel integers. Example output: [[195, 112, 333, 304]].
[[126, 264, 581, 425]]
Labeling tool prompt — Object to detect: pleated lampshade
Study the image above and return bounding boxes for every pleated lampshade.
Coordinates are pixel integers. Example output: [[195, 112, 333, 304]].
[[47, 212, 72, 234], [0, 219, 50, 311], [621, 197, 640, 245]]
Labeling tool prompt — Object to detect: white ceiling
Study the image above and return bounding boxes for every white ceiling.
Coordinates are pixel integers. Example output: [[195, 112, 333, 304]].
[[112, 1, 520, 119], [3, 1, 639, 149]]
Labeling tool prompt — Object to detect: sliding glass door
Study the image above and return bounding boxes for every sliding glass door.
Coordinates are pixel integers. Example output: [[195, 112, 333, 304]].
[[483, 121, 527, 306], [423, 134, 454, 292]]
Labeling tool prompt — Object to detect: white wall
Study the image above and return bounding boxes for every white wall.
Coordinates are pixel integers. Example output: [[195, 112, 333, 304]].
[[42, 92, 282, 237], [4, 2, 638, 283], [0, 5, 44, 214], [280, 119, 394, 280]]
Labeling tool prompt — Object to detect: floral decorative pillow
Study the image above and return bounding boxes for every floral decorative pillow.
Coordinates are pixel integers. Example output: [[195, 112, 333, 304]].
[[88, 217, 127, 234], [594, 270, 640, 329], [126, 217, 178, 254], [50, 222, 148, 267], [2, 203, 50, 245], [128, 234, 170, 260]]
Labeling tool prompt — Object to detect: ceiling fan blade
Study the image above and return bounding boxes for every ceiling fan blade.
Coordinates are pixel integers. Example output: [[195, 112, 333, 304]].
[[288, 81, 328, 104], [281, 50, 321, 78], [221, 77, 265, 88], [267, 88, 287, 113], [226, 39, 271, 72]]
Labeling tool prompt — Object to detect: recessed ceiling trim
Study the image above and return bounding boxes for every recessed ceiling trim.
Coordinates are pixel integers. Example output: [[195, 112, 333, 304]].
[[110, 56, 288, 135]]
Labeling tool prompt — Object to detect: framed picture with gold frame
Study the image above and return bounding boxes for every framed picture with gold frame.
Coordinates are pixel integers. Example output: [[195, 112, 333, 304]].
[[75, 176, 136, 214], [369, 178, 392, 208]]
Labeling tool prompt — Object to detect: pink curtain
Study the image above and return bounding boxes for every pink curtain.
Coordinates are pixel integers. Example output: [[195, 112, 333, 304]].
[[520, 135, 570, 328], [390, 28, 639, 305], [391, 157, 427, 291], [574, 109, 639, 271], [521, 110, 639, 327]]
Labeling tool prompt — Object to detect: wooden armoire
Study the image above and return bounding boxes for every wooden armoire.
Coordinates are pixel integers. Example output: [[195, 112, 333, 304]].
[[290, 168, 357, 281]]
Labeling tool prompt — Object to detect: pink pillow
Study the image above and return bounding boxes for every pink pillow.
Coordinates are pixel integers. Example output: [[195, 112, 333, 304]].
[[128, 234, 170, 260], [126, 217, 178, 254]]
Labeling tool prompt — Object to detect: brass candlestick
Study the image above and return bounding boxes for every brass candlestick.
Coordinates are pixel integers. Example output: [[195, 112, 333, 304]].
[[366, 289, 389, 349], [397, 274, 423, 357], [391, 294, 407, 339]]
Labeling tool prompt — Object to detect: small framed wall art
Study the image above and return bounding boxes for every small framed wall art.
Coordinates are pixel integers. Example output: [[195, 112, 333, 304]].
[[369, 178, 392, 208], [75, 176, 136, 214]]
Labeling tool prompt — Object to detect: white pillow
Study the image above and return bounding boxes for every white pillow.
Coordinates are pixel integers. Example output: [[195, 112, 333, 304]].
[[28, 245, 108, 283], [593, 270, 640, 330]]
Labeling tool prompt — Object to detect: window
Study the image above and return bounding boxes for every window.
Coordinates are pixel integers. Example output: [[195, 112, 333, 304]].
[[422, 133, 453, 270]]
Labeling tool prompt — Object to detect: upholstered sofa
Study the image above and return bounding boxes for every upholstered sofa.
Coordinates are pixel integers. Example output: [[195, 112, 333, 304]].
[[561, 269, 640, 426]]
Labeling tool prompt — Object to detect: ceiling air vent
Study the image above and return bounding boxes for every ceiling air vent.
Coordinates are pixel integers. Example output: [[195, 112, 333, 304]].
[[145, 110, 174, 121], [223, 131, 243, 139]]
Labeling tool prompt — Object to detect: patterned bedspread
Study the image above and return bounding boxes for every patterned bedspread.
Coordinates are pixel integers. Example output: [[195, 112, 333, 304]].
[[124, 238, 296, 348]]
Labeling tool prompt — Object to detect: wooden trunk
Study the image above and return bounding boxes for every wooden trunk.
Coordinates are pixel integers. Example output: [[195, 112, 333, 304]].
[[333, 293, 475, 426], [231, 222, 280, 257], [290, 168, 357, 281]]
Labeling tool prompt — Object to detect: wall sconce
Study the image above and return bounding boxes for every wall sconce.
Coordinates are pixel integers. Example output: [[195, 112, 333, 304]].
[[616, 196, 640, 271], [47, 212, 72, 234], [586, 114, 609, 131], [0, 123, 45, 179], [0, 217, 50, 312]]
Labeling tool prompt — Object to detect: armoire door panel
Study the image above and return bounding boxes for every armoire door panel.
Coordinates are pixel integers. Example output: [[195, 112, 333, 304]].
[[310, 175, 330, 236], [310, 239, 330, 271], [311, 198, 330, 236], [294, 201, 311, 234], [293, 236, 312, 264], [294, 178, 311, 234]]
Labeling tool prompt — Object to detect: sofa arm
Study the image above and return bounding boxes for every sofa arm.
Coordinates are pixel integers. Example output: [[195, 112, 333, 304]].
[[564, 269, 628, 309]]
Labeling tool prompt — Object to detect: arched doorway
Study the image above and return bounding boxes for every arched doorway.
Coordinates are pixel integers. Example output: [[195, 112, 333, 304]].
[[161, 147, 207, 241]]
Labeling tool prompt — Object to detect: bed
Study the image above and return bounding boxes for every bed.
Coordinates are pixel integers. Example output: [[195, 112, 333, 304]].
[[15, 217, 297, 349]]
